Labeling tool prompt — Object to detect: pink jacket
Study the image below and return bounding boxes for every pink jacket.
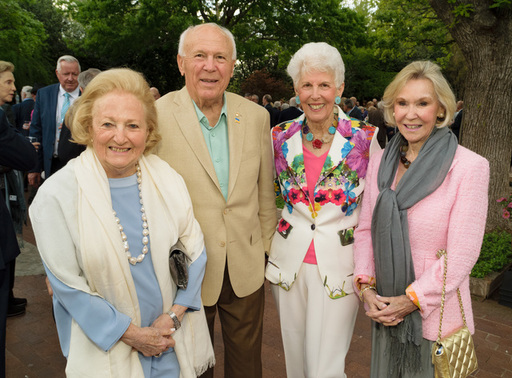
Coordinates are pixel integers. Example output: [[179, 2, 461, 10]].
[[353, 145, 489, 340]]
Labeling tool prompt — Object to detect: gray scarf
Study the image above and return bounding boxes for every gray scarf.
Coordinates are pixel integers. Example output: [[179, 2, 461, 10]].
[[371, 126, 458, 375]]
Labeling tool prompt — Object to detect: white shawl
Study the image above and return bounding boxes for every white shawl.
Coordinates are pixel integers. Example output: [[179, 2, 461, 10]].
[[30, 148, 214, 377]]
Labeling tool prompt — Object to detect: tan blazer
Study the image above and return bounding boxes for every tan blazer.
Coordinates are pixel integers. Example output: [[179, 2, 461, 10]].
[[155, 87, 277, 306]]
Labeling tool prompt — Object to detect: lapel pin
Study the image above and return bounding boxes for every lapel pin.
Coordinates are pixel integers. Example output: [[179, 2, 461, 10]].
[[235, 113, 241, 124]]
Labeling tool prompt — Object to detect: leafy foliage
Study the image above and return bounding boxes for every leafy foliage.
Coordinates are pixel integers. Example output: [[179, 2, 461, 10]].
[[61, 0, 368, 94], [343, 47, 397, 100], [0, 0, 50, 86], [239, 70, 293, 103], [471, 231, 512, 278], [370, 0, 453, 71]]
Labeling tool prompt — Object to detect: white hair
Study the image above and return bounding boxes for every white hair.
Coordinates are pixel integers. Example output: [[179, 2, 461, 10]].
[[287, 42, 345, 88], [178, 23, 237, 60], [56, 55, 81, 73], [21, 86, 33, 98]]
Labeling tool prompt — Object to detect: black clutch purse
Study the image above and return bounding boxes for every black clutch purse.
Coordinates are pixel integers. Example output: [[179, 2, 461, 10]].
[[169, 240, 189, 289]]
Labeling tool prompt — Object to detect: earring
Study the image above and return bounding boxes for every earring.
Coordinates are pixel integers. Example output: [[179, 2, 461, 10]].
[[438, 113, 445, 118], [392, 112, 395, 118], [295, 95, 300, 105], [335, 96, 341, 105]]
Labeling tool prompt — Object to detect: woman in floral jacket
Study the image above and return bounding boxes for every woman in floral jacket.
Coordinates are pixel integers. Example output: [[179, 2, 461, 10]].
[[265, 42, 380, 378]]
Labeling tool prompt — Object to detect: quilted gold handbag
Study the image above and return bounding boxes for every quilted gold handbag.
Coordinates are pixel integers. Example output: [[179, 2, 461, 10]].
[[431, 249, 478, 377]]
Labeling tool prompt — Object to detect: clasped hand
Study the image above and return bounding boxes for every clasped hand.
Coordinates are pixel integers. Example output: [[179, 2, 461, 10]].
[[121, 305, 187, 357], [121, 321, 175, 357], [362, 289, 417, 327]]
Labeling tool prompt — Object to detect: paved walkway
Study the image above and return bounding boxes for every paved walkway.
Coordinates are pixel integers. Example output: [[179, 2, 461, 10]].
[[6, 223, 512, 377]]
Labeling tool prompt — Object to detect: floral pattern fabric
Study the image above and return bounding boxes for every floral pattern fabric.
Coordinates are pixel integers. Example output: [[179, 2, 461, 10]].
[[266, 109, 379, 299], [273, 114, 375, 219]]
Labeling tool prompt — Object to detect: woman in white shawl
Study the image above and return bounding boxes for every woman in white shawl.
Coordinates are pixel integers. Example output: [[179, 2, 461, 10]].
[[29, 68, 214, 377]]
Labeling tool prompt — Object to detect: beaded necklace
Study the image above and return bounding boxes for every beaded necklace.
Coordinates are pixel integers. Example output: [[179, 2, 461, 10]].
[[302, 113, 338, 149], [399, 144, 412, 169]]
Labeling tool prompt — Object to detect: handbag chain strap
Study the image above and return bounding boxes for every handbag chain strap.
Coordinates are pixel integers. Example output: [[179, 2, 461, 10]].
[[436, 249, 468, 343]]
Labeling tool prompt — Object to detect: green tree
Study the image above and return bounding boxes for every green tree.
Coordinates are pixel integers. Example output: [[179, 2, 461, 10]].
[[428, 0, 512, 231], [343, 47, 396, 100], [239, 69, 293, 103], [370, 0, 453, 72], [67, 0, 200, 93], [65, 0, 368, 94], [0, 0, 49, 87]]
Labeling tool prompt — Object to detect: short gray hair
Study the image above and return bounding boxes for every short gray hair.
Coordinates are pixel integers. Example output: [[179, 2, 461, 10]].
[[21, 86, 33, 98], [56, 55, 81, 73], [78, 68, 101, 89], [287, 42, 345, 88], [178, 23, 237, 60]]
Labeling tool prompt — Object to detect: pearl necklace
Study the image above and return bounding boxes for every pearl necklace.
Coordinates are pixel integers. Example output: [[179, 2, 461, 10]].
[[113, 164, 149, 265]]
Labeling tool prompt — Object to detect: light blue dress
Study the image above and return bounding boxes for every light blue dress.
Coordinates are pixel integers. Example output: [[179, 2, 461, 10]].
[[46, 173, 206, 377]]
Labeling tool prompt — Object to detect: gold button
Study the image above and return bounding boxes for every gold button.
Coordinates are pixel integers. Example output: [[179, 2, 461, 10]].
[[219, 241, 226, 247]]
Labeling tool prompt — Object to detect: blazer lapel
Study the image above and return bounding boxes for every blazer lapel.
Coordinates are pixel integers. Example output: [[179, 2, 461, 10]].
[[226, 95, 245, 200], [50, 84, 60, 121], [317, 112, 355, 185], [280, 117, 311, 201], [173, 88, 221, 193]]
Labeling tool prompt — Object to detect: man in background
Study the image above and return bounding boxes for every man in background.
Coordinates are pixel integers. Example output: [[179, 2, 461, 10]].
[[28, 55, 81, 187], [12, 86, 35, 136], [343, 97, 363, 120], [278, 95, 302, 123], [262, 93, 279, 127], [57, 68, 101, 164]]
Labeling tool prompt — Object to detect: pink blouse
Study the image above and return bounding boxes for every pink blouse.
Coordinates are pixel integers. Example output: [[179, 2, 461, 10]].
[[302, 146, 329, 264]]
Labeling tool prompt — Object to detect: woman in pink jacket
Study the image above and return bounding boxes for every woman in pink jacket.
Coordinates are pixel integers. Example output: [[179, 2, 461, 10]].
[[353, 61, 489, 377]]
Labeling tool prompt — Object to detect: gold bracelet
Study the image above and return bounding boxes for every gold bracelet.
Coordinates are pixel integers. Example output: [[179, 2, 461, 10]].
[[359, 285, 376, 303]]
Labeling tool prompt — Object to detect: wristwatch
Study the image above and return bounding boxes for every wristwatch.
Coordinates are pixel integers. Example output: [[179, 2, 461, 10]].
[[167, 311, 181, 330]]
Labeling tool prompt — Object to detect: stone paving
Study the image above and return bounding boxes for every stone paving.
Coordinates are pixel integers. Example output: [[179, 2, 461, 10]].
[[5, 224, 512, 377]]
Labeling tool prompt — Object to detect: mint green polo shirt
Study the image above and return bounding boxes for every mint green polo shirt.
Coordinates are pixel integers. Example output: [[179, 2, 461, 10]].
[[192, 97, 230, 200]]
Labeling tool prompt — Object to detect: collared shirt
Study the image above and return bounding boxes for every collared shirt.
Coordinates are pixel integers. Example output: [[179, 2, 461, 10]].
[[54, 85, 80, 155], [192, 95, 230, 201]]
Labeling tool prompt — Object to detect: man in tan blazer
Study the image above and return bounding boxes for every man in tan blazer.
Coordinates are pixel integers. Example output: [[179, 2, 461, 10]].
[[155, 23, 276, 378]]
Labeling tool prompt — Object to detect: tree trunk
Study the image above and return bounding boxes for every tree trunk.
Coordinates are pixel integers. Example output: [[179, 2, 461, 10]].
[[429, 0, 512, 232]]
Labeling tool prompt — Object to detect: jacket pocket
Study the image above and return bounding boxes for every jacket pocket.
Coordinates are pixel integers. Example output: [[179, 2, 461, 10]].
[[338, 227, 354, 246], [277, 218, 293, 239], [251, 228, 262, 246]]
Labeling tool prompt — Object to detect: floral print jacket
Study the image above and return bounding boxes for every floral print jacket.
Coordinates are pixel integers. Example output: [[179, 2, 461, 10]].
[[265, 108, 380, 298]]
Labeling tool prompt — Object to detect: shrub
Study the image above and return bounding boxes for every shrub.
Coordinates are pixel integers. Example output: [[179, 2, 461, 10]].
[[470, 231, 512, 278]]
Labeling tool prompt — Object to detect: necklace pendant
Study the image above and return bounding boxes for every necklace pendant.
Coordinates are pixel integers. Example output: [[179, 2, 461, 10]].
[[312, 139, 323, 149]]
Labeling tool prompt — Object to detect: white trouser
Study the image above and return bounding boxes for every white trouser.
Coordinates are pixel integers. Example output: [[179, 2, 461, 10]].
[[271, 263, 359, 378]]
